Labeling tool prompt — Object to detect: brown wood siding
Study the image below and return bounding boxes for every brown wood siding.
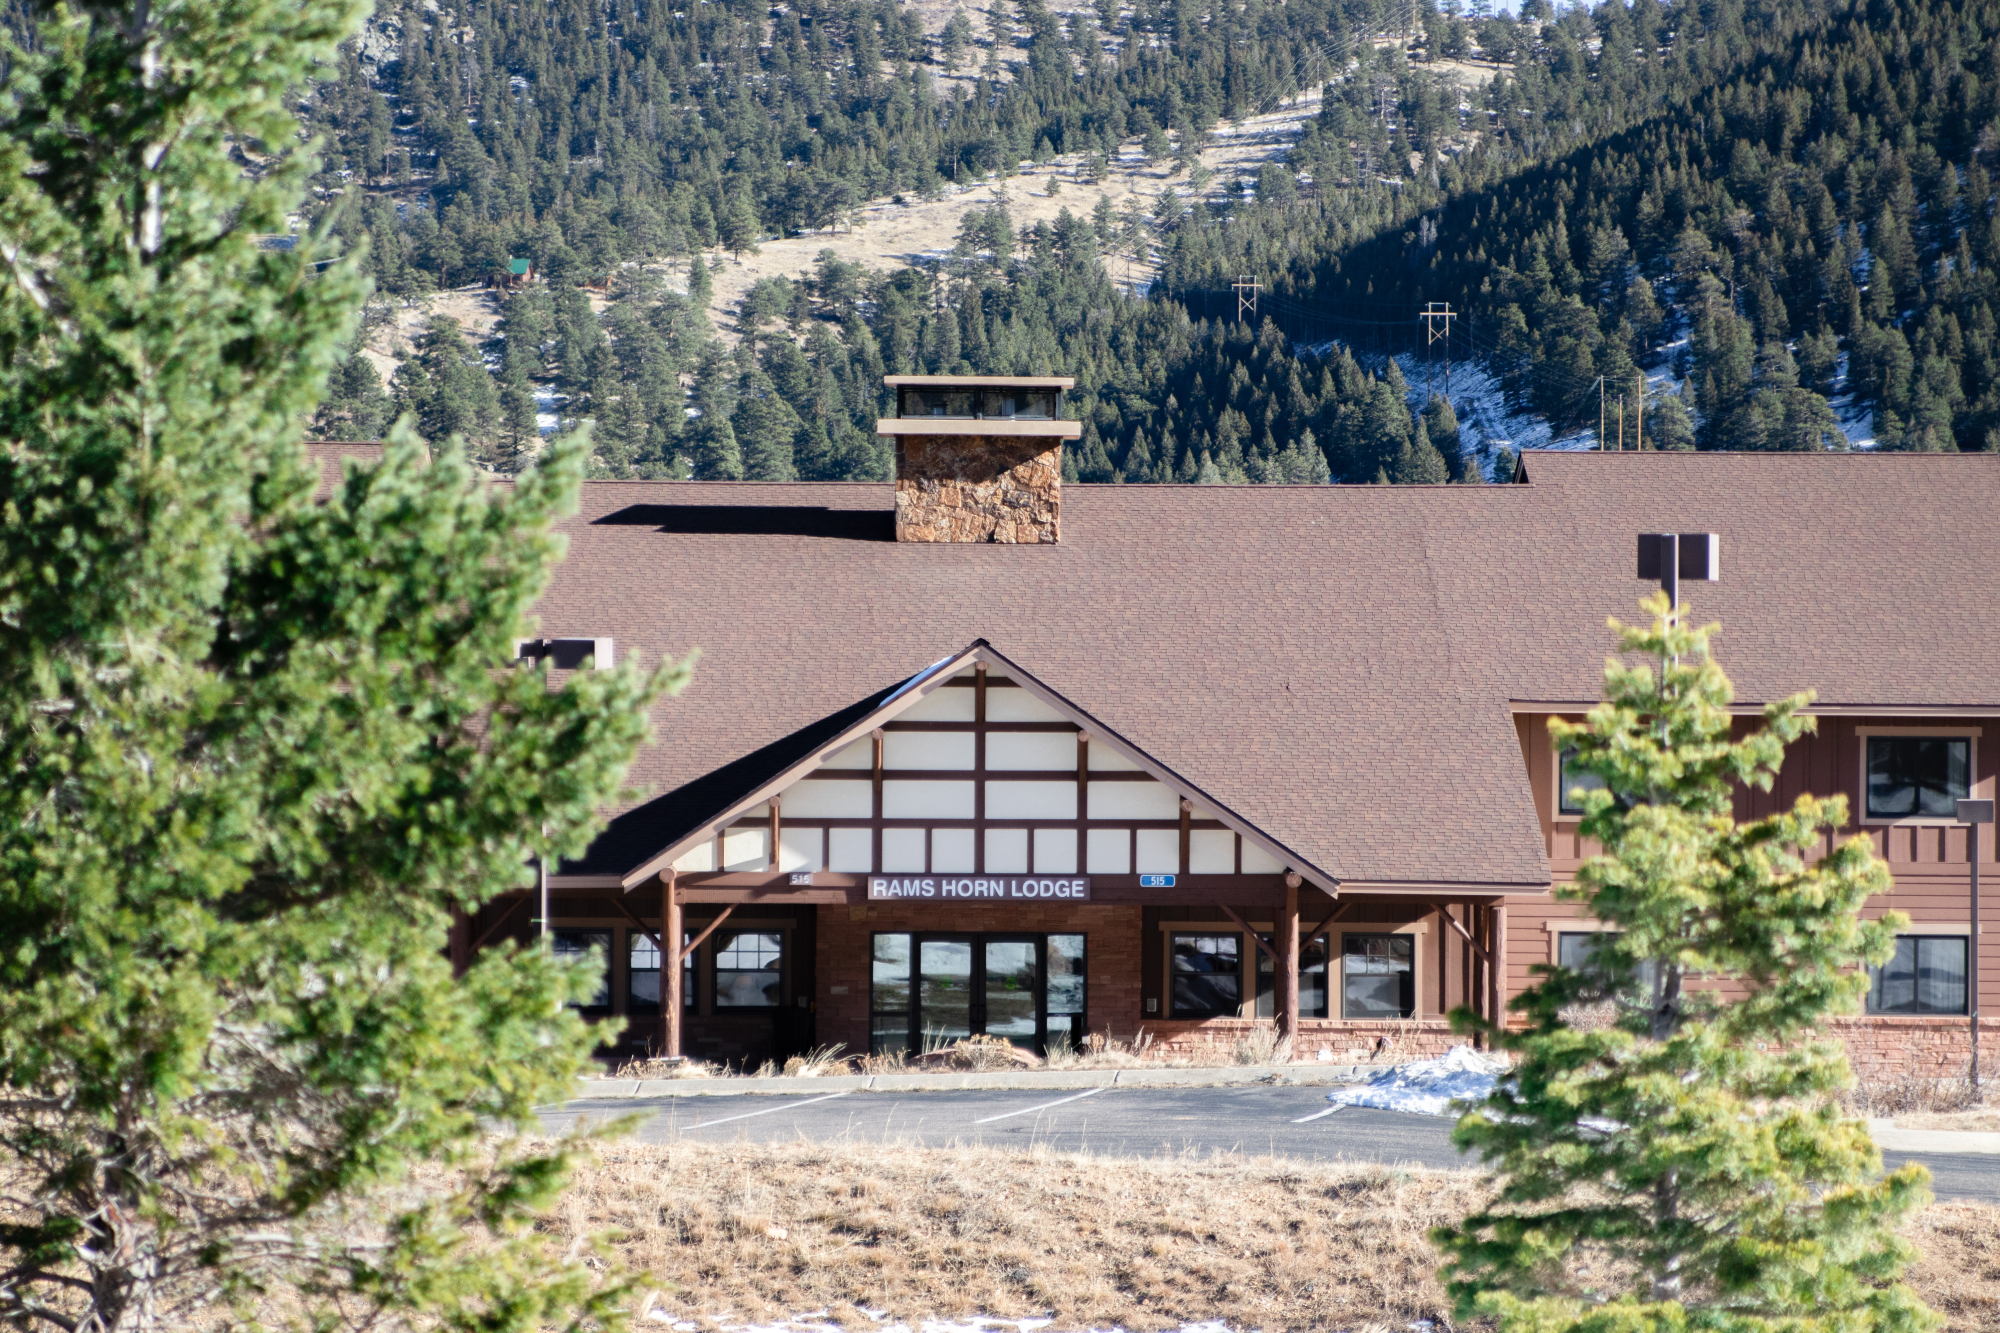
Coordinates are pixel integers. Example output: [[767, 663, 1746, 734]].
[[1520, 710, 1999, 1024]]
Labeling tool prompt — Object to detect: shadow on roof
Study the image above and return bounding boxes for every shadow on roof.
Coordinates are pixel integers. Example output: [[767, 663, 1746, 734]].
[[594, 503, 894, 541]]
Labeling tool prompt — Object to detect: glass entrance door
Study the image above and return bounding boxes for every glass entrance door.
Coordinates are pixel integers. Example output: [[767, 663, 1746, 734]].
[[981, 939, 1040, 1049], [917, 939, 973, 1047], [871, 933, 1085, 1055]]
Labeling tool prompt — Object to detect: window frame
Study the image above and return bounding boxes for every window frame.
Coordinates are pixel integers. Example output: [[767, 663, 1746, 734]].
[[711, 928, 787, 1011], [1856, 727, 1981, 826], [1866, 932, 1971, 1016], [1254, 932, 1333, 1019], [1337, 931, 1418, 1020], [1554, 744, 1609, 819], [549, 928, 614, 1016], [1168, 932, 1245, 1019]]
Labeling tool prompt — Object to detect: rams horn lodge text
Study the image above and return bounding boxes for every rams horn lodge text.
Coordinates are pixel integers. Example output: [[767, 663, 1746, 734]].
[[867, 876, 1092, 901]]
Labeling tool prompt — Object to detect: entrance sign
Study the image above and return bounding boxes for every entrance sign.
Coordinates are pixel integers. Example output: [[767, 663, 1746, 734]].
[[868, 876, 1091, 901]]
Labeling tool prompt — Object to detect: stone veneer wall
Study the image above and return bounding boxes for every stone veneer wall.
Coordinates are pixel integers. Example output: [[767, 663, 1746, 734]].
[[815, 902, 1141, 1052], [1831, 1016, 1999, 1082], [893, 434, 1061, 543]]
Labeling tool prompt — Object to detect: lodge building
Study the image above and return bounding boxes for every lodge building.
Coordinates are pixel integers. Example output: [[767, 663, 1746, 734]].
[[436, 375, 2000, 1078]]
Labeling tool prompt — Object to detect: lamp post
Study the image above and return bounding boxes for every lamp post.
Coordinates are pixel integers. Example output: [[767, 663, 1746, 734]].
[[1959, 797, 1994, 1094]]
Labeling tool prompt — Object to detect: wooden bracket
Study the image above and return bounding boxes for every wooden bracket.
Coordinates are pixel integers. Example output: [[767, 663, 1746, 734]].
[[1219, 904, 1279, 961], [469, 895, 530, 953], [605, 894, 664, 957], [679, 903, 737, 965], [1304, 900, 1353, 943], [1444, 903, 1493, 964]]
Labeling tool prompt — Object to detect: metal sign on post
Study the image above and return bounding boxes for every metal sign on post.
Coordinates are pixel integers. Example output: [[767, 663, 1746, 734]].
[[1959, 798, 1994, 1093]]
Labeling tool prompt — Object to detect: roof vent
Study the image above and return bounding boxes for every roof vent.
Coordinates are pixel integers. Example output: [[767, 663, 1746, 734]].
[[877, 376, 1082, 543], [516, 637, 614, 669]]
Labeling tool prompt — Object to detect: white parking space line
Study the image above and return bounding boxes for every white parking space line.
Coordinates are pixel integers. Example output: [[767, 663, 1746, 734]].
[[972, 1087, 1108, 1124], [1292, 1105, 1342, 1123], [680, 1090, 853, 1129]]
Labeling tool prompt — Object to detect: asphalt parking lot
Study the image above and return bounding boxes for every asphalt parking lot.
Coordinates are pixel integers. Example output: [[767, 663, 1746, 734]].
[[543, 1084, 2000, 1203]]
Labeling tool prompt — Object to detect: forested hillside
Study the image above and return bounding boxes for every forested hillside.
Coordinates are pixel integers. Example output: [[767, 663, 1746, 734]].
[[295, 0, 2000, 483]]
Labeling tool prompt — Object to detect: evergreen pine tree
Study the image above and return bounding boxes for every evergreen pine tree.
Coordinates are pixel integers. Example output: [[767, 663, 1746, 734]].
[[0, 0, 681, 1325], [1437, 597, 1935, 1332]]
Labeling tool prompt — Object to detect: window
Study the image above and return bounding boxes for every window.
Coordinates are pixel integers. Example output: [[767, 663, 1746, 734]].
[[1047, 934, 1087, 1043], [1558, 747, 1608, 816], [1868, 936, 1969, 1015], [1866, 737, 1971, 819], [550, 930, 611, 1011], [626, 931, 692, 1015], [870, 934, 913, 1054], [714, 930, 783, 1008], [1170, 934, 1241, 1018], [1556, 930, 1658, 995], [1255, 934, 1331, 1018], [1341, 934, 1415, 1019]]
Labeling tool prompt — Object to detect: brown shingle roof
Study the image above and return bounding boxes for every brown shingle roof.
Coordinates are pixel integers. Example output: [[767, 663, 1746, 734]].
[[532, 453, 2000, 890]]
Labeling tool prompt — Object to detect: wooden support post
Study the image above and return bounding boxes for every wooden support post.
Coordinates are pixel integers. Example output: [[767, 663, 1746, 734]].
[[1280, 874, 1301, 1045], [660, 870, 683, 1058], [1467, 903, 1484, 1048], [1179, 799, 1193, 875], [1490, 900, 1508, 1036], [1435, 902, 1448, 1019]]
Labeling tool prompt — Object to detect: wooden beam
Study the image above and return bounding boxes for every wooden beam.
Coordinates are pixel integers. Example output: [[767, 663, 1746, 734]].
[[679, 903, 737, 965], [605, 893, 664, 957], [768, 797, 781, 877], [1179, 799, 1193, 876], [1490, 900, 1509, 1036], [469, 894, 530, 954], [1219, 904, 1279, 961]]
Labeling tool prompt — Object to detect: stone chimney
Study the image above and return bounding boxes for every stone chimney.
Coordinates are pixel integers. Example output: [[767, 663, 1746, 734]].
[[877, 376, 1081, 543]]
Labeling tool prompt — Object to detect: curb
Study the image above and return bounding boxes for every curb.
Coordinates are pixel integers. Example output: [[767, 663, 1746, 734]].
[[1867, 1120, 2000, 1156], [570, 1063, 1380, 1100]]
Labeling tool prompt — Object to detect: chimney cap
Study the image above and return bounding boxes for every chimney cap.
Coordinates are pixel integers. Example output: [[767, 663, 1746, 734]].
[[883, 374, 1075, 389], [876, 417, 1082, 439]]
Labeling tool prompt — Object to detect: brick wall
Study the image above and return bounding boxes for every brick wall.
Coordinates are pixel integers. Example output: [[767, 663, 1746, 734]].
[[815, 902, 1144, 1052], [1142, 1018, 1463, 1063]]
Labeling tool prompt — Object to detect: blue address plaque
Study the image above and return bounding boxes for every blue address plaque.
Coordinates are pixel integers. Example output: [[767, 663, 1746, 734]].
[[1138, 873, 1176, 888]]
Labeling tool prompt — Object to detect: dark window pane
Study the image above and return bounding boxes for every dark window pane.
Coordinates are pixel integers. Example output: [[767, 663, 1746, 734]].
[[1559, 748, 1608, 816], [871, 1014, 911, 1055], [1557, 930, 1658, 994], [1171, 934, 1241, 1017], [1869, 936, 1968, 1015], [714, 930, 782, 1008], [979, 389, 1056, 419], [1047, 933, 1086, 1016], [1867, 738, 1971, 819], [901, 389, 974, 418], [628, 932, 660, 1014], [919, 939, 973, 1042], [1342, 934, 1414, 1019], [551, 929, 611, 1010]]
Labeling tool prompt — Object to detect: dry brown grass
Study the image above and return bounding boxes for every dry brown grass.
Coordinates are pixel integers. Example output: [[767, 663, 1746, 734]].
[[549, 1140, 2000, 1331]]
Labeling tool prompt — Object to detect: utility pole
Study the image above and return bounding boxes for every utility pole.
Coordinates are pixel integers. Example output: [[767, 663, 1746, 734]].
[[1635, 372, 1644, 451], [1419, 302, 1456, 400], [1233, 275, 1262, 323], [1617, 398, 1624, 450], [1597, 375, 1606, 450]]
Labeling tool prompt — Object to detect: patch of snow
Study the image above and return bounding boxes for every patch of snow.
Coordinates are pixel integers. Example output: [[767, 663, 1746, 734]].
[[1323, 1044, 1508, 1117]]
